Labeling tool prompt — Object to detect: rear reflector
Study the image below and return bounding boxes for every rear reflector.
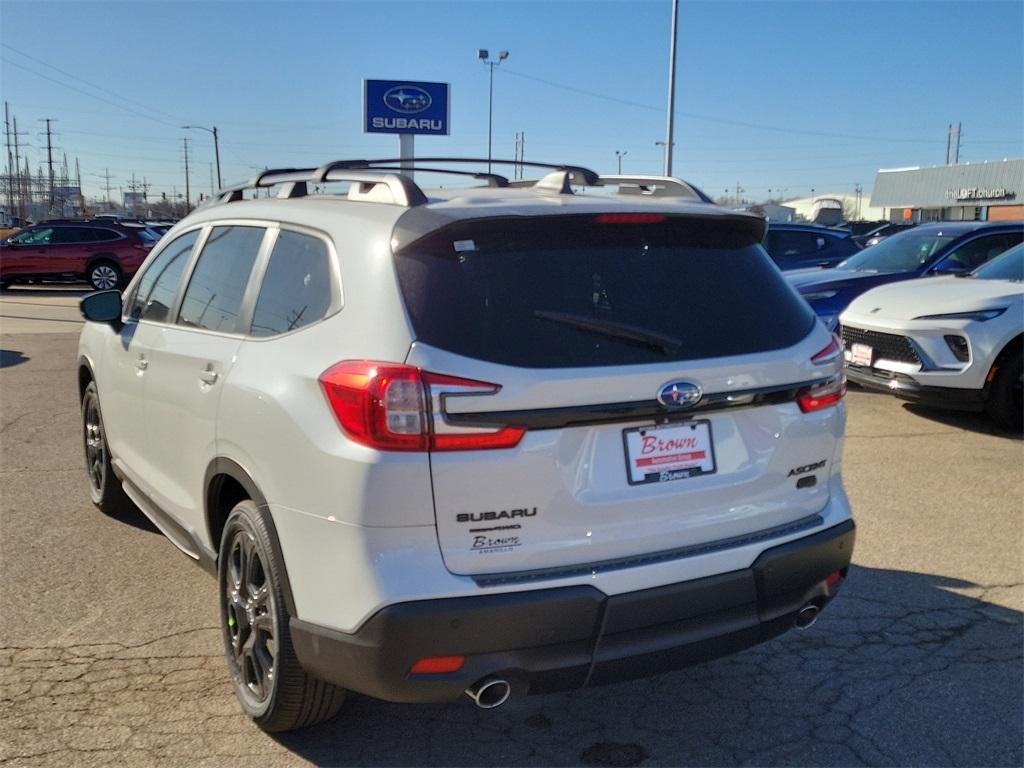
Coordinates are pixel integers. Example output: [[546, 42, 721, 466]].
[[825, 570, 842, 589], [410, 655, 465, 674], [319, 361, 525, 452], [594, 213, 666, 224]]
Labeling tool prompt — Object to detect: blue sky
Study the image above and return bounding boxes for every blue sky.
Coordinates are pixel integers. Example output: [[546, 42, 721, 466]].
[[1, 0, 1021, 203]]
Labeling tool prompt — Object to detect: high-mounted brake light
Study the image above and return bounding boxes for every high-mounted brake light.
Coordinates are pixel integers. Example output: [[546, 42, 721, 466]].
[[319, 361, 525, 452], [594, 213, 666, 224]]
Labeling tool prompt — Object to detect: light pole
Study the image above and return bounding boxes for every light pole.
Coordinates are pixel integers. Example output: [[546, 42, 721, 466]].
[[663, 0, 680, 176], [478, 49, 509, 174], [183, 125, 221, 191], [615, 150, 627, 174]]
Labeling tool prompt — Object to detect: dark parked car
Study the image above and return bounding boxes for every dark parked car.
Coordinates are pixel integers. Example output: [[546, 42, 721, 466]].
[[787, 221, 1024, 331], [763, 223, 861, 270], [0, 221, 154, 290], [852, 222, 917, 248]]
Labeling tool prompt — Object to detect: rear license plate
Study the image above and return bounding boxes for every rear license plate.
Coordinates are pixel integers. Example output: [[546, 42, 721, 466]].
[[623, 420, 716, 485], [850, 343, 873, 367]]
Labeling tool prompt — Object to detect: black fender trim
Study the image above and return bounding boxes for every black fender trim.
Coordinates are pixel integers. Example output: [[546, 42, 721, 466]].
[[203, 458, 297, 617]]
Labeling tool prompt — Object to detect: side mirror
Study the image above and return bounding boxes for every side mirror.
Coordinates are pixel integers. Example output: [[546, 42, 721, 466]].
[[80, 290, 123, 327]]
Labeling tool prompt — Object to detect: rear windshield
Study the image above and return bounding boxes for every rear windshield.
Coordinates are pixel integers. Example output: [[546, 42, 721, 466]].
[[393, 215, 815, 368]]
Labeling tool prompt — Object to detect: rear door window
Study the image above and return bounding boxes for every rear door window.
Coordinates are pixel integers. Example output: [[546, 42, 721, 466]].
[[178, 226, 263, 333], [250, 231, 333, 337], [394, 215, 814, 368]]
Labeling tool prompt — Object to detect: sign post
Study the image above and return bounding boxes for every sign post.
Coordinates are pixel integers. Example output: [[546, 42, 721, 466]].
[[364, 79, 451, 180]]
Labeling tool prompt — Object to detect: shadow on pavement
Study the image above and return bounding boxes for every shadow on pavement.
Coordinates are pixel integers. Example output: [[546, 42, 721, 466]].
[[105, 497, 161, 534], [0, 349, 29, 367], [272, 565, 1022, 767], [903, 403, 1023, 441]]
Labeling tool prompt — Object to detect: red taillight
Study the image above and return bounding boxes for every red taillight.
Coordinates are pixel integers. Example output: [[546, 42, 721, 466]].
[[594, 213, 666, 224], [797, 372, 846, 412], [319, 361, 525, 452], [798, 337, 846, 412], [409, 655, 465, 674]]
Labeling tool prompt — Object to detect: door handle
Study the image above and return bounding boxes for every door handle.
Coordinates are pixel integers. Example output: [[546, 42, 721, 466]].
[[198, 366, 219, 385], [135, 355, 148, 371]]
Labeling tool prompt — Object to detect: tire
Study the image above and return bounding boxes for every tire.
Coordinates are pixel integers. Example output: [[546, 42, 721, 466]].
[[81, 381, 130, 514], [218, 500, 345, 732], [87, 260, 122, 291], [986, 350, 1023, 432]]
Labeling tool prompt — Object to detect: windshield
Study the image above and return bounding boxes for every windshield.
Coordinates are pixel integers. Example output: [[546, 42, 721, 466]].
[[837, 229, 956, 273], [972, 244, 1024, 282]]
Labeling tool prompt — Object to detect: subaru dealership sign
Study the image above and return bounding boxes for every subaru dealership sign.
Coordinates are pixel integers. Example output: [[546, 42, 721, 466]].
[[364, 80, 450, 135]]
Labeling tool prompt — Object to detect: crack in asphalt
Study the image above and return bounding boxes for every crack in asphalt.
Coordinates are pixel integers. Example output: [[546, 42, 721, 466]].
[[2, 579, 1020, 767]]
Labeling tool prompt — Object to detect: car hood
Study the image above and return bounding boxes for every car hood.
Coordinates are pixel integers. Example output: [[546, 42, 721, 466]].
[[843, 276, 1024, 320], [785, 268, 892, 291]]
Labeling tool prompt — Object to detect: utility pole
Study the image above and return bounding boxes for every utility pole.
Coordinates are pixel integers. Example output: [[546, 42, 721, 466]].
[[513, 132, 525, 179], [4, 102, 13, 220], [663, 0, 680, 176], [182, 138, 192, 212], [43, 118, 56, 214], [103, 169, 113, 205], [12, 115, 25, 221], [946, 123, 962, 165]]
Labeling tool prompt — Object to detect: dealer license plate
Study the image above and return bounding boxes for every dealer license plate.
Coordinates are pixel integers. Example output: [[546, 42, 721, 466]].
[[623, 420, 716, 485], [850, 343, 873, 367]]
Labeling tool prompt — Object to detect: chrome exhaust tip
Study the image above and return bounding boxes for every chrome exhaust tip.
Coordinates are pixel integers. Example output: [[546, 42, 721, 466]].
[[465, 677, 512, 709], [795, 603, 821, 630]]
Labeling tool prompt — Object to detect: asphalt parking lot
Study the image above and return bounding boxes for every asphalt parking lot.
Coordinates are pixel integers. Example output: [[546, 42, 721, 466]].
[[1, 288, 1022, 767]]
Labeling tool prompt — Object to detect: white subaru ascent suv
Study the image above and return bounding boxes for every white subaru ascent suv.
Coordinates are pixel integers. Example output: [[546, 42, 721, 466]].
[[78, 159, 855, 732]]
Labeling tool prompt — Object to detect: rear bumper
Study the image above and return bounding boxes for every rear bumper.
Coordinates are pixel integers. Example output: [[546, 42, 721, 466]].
[[290, 519, 855, 703], [846, 365, 986, 412]]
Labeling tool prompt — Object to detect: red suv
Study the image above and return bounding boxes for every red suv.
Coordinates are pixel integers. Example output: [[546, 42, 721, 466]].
[[0, 222, 155, 291]]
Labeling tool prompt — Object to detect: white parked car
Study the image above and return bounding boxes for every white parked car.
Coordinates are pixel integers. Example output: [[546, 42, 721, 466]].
[[840, 243, 1023, 430], [77, 159, 854, 732]]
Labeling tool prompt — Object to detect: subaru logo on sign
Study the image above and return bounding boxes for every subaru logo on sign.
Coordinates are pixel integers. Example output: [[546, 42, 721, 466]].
[[383, 86, 432, 114], [657, 381, 703, 410]]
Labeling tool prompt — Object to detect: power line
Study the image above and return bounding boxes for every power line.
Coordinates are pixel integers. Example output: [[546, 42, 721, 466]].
[[498, 67, 981, 146], [1, 43, 189, 125], [0, 58, 180, 128]]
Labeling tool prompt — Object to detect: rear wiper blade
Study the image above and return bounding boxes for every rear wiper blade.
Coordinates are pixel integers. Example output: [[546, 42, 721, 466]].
[[533, 310, 681, 355]]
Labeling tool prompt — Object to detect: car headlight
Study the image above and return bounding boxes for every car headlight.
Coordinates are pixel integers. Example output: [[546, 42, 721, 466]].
[[802, 289, 839, 301], [914, 308, 1006, 322]]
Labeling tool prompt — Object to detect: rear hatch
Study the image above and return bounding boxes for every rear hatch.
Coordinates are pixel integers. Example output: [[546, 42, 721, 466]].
[[395, 213, 843, 577]]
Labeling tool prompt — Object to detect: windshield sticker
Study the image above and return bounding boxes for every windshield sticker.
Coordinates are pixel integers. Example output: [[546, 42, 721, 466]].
[[453, 239, 477, 252]]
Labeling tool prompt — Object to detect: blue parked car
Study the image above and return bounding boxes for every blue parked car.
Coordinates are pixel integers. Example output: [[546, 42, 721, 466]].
[[763, 223, 861, 270], [786, 221, 1024, 330]]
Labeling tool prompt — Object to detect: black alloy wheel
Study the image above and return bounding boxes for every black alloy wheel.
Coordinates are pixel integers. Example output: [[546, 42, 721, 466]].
[[218, 500, 345, 731]]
